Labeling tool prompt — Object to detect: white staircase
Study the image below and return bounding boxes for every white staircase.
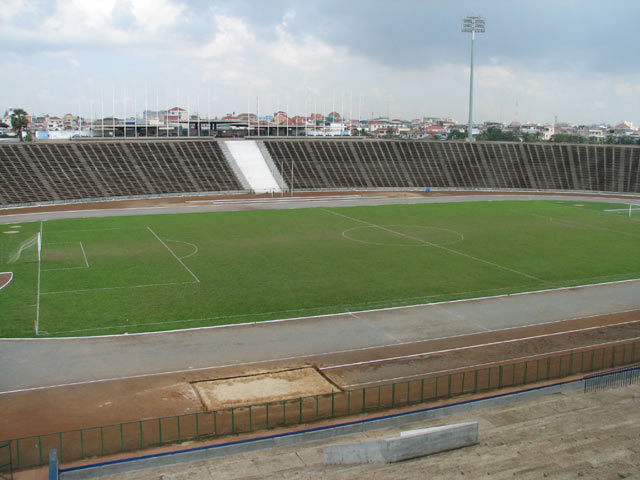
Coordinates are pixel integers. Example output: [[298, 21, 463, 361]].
[[225, 141, 282, 193]]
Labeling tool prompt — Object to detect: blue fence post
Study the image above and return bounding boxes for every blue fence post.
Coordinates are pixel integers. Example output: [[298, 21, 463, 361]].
[[48, 449, 59, 480]]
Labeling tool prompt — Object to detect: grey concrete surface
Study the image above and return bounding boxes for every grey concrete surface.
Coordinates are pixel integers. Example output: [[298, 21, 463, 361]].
[[1, 279, 638, 393], [323, 422, 478, 464], [0, 193, 637, 225], [59, 380, 578, 479], [64, 382, 640, 480]]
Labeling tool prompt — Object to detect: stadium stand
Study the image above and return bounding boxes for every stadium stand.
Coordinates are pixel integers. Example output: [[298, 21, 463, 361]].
[[264, 139, 640, 194], [0, 140, 245, 206], [0, 139, 638, 207]]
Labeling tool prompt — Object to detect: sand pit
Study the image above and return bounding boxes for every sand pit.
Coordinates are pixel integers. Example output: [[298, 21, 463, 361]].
[[193, 368, 340, 410]]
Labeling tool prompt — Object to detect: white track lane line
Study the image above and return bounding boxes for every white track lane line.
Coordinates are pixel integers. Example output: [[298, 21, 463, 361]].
[[340, 337, 640, 388], [2, 313, 639, 395], [319, 319, 640, 371]]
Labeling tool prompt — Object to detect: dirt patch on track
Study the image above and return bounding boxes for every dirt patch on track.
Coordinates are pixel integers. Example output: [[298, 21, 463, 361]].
[[0, 310, 638, 442]]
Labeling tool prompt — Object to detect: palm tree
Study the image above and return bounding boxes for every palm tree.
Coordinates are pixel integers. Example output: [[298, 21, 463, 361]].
[[10, 108, 29, 141]]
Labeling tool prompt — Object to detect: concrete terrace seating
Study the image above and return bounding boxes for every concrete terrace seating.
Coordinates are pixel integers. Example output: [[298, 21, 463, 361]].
[[1, 139, 638, 207], [264, 139, 640, 194], [0, 140, 244, 207]]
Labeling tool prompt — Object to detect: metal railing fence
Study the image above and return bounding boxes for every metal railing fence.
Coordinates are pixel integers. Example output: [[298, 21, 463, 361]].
[[4, 339, 638, 470], [584, 364, 640, 392]]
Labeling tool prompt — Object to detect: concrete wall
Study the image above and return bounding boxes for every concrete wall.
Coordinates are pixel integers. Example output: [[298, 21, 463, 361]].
[[324, 422, 478, 464]]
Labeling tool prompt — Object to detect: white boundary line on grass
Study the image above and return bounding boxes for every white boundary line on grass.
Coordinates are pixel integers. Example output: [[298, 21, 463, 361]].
[[35, 221, 43, 336], [2, 322, 639, 395], [147, 227, 200, 283], [40, 281, 197, 296], [5, 278, 639, 340], [79, 241, 89, 268]]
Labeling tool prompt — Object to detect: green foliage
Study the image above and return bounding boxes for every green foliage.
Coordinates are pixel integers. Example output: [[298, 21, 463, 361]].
[[551, 133, 586, 143], [476, 126, 519, 142], [447, 130, 467, 141], [10, 108, 28, 142], [522, 132, 542, 142], [1, 201, 638, 337]]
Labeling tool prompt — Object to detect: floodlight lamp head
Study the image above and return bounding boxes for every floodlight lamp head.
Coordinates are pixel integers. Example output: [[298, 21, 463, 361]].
[[461, 16, 485, 33]]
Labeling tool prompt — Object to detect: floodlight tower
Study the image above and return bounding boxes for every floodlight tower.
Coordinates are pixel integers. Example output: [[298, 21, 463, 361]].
[[462, 16, 485, 141]]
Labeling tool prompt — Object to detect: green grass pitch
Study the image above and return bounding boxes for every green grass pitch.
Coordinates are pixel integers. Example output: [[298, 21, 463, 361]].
[[1, 200, 638, 338]]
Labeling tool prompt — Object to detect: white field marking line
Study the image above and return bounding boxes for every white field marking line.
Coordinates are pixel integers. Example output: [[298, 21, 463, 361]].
[[15, 277, 640, 338], [79, 241, 89, 268], [320, 319, 640, 371], [40, 281, 197, 296], [605, 208, 640, 212], [41, 241, 90, 272], [147, 227, 200, 283], [35, 221, 43, 336], [165, 239, 199, 260], [340, 336, 640, 388], [322, 208, 546, 283], [341, 225, 465, 248], [44, 227, 146, 234], [0, 272, 13, 291], [4, 325, 640, 396]]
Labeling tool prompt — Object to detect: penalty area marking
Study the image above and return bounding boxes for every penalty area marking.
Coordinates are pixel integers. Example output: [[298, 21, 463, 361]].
[[147, 227, 200, 283], [164, 239, 199, 260], [41, 241, 90, 272]]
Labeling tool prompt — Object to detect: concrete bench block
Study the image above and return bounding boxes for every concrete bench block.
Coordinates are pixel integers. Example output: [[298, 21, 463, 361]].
[[324, 421, 478, 464]]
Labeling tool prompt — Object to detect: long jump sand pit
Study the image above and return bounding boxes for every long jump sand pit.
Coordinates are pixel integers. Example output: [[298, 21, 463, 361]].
[[193, 367, 341, 410]]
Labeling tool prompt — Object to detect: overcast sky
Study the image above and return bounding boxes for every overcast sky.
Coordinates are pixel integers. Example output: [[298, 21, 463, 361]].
[[1, 0, 638, 126]]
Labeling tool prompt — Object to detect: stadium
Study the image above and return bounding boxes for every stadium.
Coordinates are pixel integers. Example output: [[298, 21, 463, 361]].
[[1, 138, 639, 478]]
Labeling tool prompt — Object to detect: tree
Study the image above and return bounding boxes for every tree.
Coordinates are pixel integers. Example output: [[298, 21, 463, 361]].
[[550, 133, 584, 143], [10, 108, 29, 141], [522, 132, 542, 142], [476, 126, 519, 142], [447, 130, 466, 141]]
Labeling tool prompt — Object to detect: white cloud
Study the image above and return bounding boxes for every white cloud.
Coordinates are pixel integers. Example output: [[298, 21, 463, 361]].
[[129, 0, 183, 31], [268, 23, 341, 72], [200, 15, 255, 59]]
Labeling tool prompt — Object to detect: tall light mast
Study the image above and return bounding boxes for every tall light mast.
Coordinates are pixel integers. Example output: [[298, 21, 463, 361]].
[[462, 16, 485, 141]]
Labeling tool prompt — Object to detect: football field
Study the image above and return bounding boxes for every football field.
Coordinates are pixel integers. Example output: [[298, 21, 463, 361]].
[[1, 199, 638, 338]]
